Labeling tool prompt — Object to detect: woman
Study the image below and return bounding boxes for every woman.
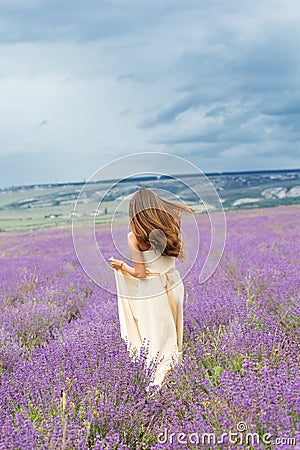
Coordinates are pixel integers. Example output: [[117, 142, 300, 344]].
[[108, 187, 196, 391]]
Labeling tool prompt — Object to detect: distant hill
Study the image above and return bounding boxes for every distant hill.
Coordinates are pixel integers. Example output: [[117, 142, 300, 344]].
[[0, 168, 299, 232]]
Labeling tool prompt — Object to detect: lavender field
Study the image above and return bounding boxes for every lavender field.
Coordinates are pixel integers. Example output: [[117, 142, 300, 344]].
[[0, 205, 299, 449]]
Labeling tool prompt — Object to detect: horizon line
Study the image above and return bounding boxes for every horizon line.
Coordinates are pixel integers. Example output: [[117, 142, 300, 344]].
[[1, 166, 300, 191]]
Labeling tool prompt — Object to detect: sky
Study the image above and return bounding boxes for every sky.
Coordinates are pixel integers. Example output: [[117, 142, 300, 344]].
[[0, 0, 300, 188]]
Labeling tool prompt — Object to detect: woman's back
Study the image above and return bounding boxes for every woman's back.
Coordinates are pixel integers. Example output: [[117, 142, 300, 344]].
[[142, 248, 176, 275]]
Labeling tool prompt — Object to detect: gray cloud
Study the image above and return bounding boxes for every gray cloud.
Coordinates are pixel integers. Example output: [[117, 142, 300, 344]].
[[0, 0, 189, 44], [139, 95, 202, 128], [37, 120, 48, 127], [0, 0, 299, 188]]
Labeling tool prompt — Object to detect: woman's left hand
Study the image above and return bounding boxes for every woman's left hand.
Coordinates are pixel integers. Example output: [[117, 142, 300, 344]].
[[108, 257, 124, 270]]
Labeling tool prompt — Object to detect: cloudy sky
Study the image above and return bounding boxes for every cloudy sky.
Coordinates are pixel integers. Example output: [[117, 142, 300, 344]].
[[0, 0, 300, 188]]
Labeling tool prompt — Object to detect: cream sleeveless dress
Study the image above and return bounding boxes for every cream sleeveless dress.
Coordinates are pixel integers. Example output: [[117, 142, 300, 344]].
[[113, 248, 184, 388]]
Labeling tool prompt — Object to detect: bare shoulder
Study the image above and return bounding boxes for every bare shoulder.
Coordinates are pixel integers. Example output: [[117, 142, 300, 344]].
[[127, 231, 140, 250]]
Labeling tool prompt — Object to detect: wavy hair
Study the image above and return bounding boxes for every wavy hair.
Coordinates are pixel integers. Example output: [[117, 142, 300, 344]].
[[128, 187, 198, 261]]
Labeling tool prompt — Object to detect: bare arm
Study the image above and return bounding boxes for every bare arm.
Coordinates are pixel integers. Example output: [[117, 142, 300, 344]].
[[108, 232, 147, 279]]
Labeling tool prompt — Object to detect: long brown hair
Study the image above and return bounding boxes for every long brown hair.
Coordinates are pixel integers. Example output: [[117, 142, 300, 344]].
[[129, 187, 198, 261]]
